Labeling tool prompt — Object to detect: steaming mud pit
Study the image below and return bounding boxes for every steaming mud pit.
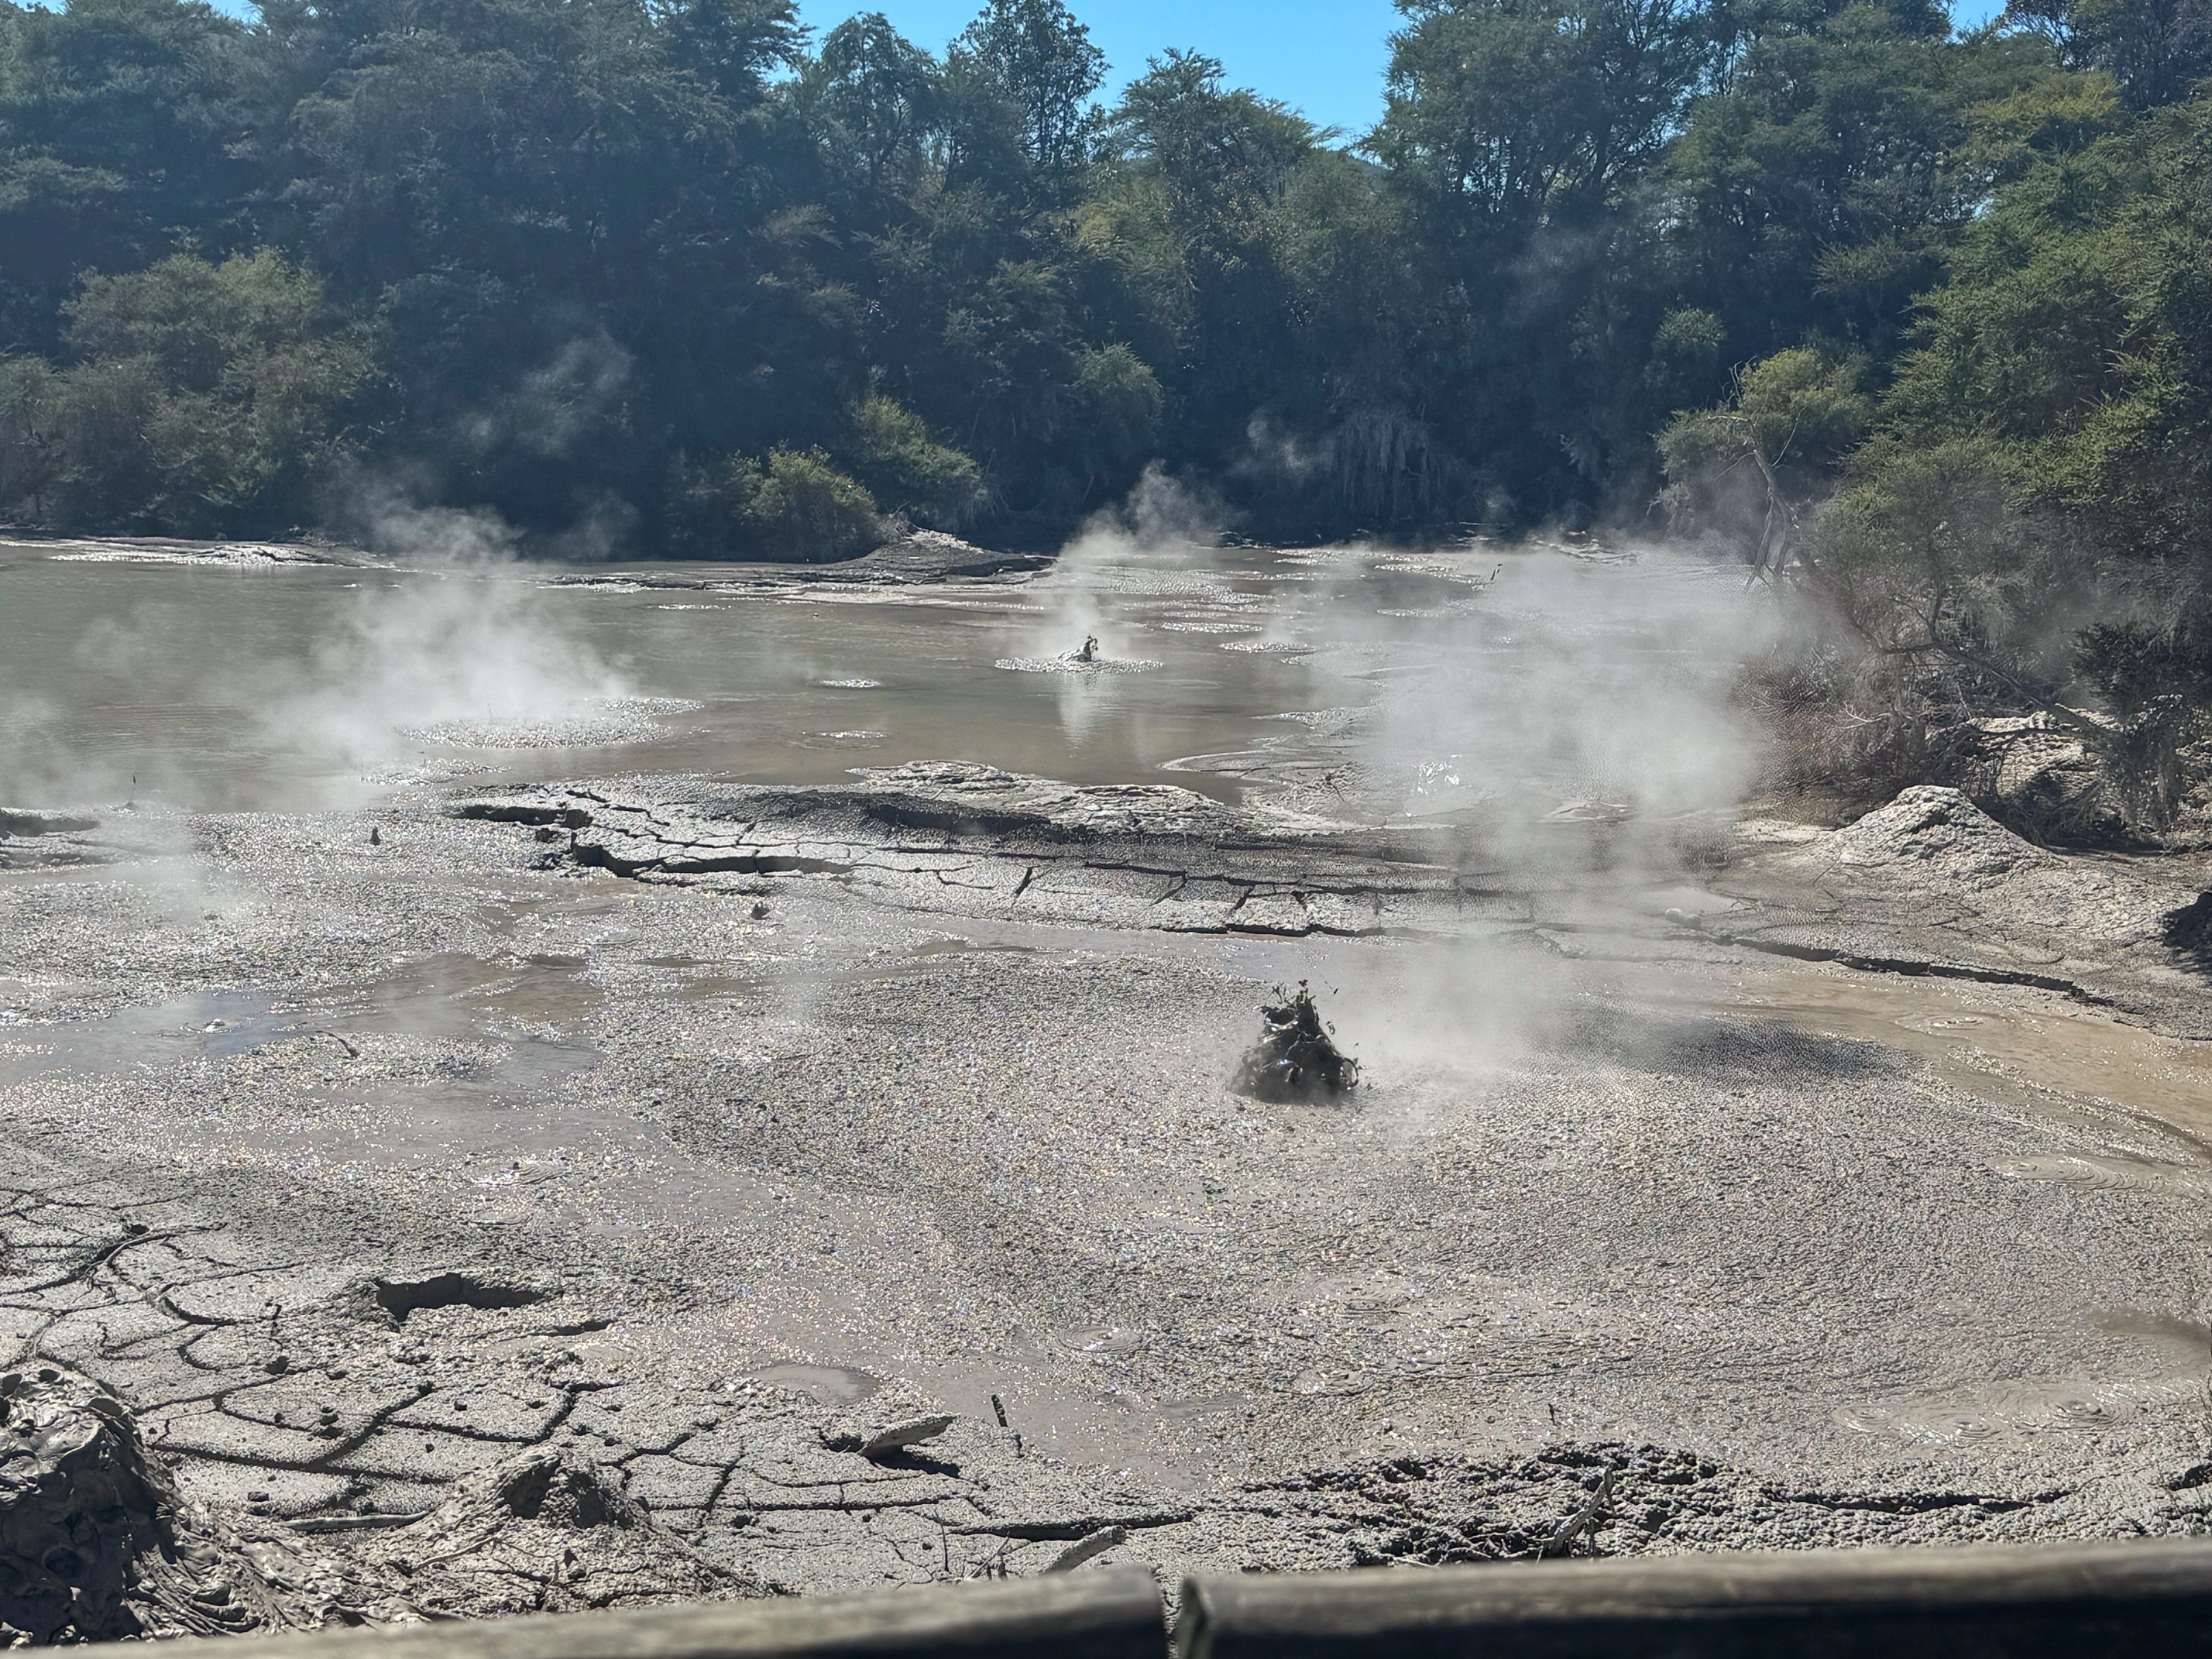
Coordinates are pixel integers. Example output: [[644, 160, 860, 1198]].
[[8, 532, 2212, 1631]]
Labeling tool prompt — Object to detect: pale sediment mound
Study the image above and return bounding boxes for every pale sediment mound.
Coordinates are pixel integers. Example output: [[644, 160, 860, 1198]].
[[1800, 786, 2162, 950], [21, 538, 341, 568], [342, 1452, 754, 1618], [1720, 785, 2212, 1034]]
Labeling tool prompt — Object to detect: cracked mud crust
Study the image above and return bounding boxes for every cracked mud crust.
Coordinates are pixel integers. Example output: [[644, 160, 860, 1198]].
[[5, 774, 2212, 1634], [450, 765, 1460, 939], [0, 1346, 741, 1641]]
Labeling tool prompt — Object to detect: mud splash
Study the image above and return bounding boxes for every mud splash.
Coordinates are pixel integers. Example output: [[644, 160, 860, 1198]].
[[1231, 984, 1361, 1101]]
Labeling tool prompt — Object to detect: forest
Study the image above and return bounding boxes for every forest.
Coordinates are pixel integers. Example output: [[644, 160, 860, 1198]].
[[6, 0, 2212, 829]]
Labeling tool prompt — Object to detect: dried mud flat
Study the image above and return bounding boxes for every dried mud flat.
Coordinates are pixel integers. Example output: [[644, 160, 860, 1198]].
[[5, 771, 2212, 1637]]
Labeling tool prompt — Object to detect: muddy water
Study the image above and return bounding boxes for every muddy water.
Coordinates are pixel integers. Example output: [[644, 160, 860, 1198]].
[[0, 537, 1760, 825], [1691, 964, 2212, 1148], [0, 543, 1345, 811], [23, 534, 2212, 1499]]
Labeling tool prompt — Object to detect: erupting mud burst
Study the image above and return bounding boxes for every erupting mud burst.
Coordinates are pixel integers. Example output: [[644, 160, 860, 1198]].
[[1231, 983, 1360, 1102]]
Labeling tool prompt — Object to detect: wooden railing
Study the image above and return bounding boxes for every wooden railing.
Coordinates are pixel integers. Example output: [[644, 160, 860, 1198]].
[[182, 1571, 1164, 1659], [83, 1540, 2212, 1658], [1176, 1539, 2212, 1657]]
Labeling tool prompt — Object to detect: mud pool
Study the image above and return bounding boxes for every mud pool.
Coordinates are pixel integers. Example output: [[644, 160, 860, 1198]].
[[0, 539, 1383, 811], [5, 532, 2212, 1622], [0, 534, 1754, 823]]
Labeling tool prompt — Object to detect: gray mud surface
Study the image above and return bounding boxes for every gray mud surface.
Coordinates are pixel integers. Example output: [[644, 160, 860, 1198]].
[[7, 764, 2212, 1635]]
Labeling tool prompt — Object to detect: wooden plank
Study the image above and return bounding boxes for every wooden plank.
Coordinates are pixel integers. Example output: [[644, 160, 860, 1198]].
[[1176, 1540, 2212, 1658], [91, 1569, 1164, 1659]]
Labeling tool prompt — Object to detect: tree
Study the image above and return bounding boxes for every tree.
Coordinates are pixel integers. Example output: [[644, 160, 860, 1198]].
[[1108, 50, 1314, 214], [2006, 0, 2212, 107], [0, 0, 252, 355], [1660, 5, 2074, 373], [1373, 0, 1727, 235], [1881, 97, 2212, 564], [0, 251, 373, 533], [673, 446, 881, 559], [655, 0, 800, 105], [1084, 54, 1320, 462], [844, 394, 986, 527], [1661, 347, 1873, 574], [0, 0, 2196, 599], [953, 0, 1105, 182], [802, 14, 944, 194]]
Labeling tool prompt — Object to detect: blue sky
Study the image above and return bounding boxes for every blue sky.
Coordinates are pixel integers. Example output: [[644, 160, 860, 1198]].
[[172, 0, 2011, 139], [789, 0, 2011, 138], [797, 0, 1403, 138]]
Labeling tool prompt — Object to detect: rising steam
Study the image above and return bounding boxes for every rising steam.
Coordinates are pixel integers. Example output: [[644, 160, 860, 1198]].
[[275, 504, 637, 773]]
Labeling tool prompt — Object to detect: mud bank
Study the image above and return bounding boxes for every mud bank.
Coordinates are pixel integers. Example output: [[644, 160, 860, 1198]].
[[4, 775, 2212, 1634], [448, 764, 1464, 938], [0, 530, 1035, 586], [1716, 787, 2212, 1037]]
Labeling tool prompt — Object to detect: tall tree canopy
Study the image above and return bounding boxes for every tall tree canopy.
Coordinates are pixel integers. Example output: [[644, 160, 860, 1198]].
[[0, 0, 2193, 582]]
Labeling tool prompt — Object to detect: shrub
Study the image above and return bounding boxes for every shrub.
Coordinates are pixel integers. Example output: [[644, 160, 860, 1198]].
[[0, 252, 374, 534], [844, 396, 986, 528], [675, 448, 883, 562], [1073, 343, 1163, 479]]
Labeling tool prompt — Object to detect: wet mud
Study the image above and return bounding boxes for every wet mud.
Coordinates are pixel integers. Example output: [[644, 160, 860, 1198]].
[[5, 777, 2212, 1629], [7, 544, 2212, 1633], [1681, 966, 2212, 1147]]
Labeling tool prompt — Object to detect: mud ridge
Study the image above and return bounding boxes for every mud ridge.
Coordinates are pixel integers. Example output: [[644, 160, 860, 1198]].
[[1710, 935, 2118, 1004], [450, 768, 1486, 939]]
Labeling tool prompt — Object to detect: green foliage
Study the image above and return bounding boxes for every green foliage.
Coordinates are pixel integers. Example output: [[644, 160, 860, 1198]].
[[1108, 50, 1314, 213], [1879, 98, 2212, 565], [0, 0, 251, 355], [0, 251, 370, 532], [1665, 349, 1876, 477], [953, 0, 1104, 179], [676, 447, 882, 561], [802, 14, 943, 194], [0, 0, 2203, 633], [1659, 349, 1873, 571], [742, 448, 883, 560], [2005, 0, 2212, 107], [844, 395, 986, 527], [2076, 617, 2212, 712], [1795, 89, 2212, 827], [1373, 0, 1728, 233], [0, 355, 64, 518], [1661, 5, 2069, 374], [1814, 438, 2026, 599], [1072, 343, 1164, 481]]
